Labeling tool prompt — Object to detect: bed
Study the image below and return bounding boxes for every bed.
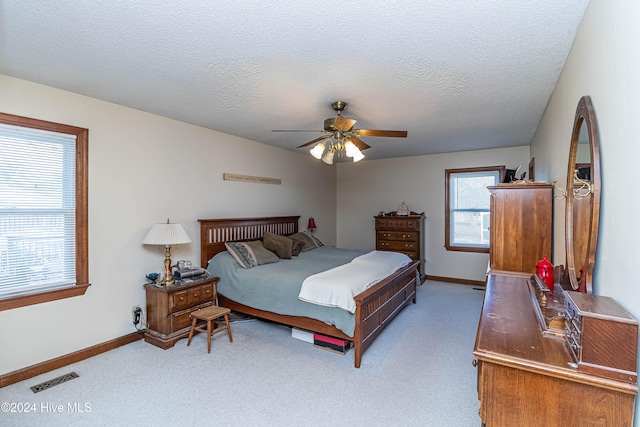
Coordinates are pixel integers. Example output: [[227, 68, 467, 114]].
[[199, 216, 419, 368]]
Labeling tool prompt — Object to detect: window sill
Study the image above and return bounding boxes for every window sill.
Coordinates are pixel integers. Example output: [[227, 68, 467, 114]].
[[445, 245, 490, 254], [0, 283, 91, 311]]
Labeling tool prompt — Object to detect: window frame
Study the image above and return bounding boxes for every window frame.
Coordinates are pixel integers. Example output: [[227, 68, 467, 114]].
[[445, 165, 505, 253], [0, 112, 89, 311]]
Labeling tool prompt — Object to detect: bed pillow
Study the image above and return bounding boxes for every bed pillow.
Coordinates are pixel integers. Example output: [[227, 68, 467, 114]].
[[225, 240, 280, 268], [289, 231, 324, 252], [308, 231, 324, 248], [262, 232, 294, 259], [291, 238, 305, 256]]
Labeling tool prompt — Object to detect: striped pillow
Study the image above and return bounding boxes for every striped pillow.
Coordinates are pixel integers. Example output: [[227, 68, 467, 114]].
[[225, 241, 279, 269]]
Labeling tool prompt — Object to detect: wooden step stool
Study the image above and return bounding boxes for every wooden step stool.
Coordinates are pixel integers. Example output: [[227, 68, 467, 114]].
[[187, 305, 233, 353]]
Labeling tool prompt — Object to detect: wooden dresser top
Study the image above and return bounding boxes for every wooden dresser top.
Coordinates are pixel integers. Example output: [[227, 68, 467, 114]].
[[474, 272, 638, 393]]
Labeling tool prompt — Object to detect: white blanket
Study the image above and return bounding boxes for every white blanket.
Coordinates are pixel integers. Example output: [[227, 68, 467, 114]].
[[298, 250, 412, 313]]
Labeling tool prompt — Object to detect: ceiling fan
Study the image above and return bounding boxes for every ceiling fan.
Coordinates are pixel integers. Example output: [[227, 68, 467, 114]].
[[272, 101, 407, 163]]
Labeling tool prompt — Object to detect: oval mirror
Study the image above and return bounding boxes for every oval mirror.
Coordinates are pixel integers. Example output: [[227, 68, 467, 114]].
[[565, 96, 601, 293]]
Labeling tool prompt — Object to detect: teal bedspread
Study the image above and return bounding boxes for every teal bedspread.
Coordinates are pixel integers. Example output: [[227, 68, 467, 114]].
[[206, 246, 365, 337]]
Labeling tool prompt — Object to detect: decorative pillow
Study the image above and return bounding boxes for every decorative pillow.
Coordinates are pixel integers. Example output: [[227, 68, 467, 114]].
[[289, 231, 323, 252], [291, 238, 305, 257], [263, 232, 294, 259], [307, 230, 324, 248], [225, 240, 279, 268]]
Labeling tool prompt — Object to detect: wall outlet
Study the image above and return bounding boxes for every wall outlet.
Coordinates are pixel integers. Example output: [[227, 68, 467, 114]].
[[132, 305, 142, 325]]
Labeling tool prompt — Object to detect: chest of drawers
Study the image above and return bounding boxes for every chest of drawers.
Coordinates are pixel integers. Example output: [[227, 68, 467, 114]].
[[144, 275, 219, 349], [488, 183, 553, 274], [375, 213, 425, 279]]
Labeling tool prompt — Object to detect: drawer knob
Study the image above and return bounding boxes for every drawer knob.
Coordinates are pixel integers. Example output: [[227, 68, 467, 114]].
[[472, 359, 478, 367]]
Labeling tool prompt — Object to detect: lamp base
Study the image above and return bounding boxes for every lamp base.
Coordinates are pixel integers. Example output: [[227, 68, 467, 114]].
[[158, 278, 176, 287], [161, 245, 175, 286]]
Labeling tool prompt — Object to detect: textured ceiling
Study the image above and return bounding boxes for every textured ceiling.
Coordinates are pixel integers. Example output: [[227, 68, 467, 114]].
[[0, 1, 589, 161]]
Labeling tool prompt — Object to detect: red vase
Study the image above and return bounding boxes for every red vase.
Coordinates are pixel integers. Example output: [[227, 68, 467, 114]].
[[536, 255, 554, 290]]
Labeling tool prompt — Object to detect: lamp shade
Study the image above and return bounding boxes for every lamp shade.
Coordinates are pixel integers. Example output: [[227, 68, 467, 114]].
[[310, 143, 326, 160], [142, 221, 192, 246], [321, 150, 334, 164], [344, 140, 357, 157], [352, 149, 365, 162], [307, 217, 317, 230]]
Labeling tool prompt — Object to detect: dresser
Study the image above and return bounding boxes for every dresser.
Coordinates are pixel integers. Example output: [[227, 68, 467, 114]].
[[375, 213, 425, 279], [474, 273, 637, 426], [488, 183, 552, 274], [144, 275, 219, 349]]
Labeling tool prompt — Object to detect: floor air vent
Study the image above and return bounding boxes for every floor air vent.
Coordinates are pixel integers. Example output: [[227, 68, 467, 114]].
[[30, 372, 79, 393]]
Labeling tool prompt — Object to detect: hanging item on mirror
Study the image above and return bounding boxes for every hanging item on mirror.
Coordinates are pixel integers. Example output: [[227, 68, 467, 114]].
[[396, 201, 409, 216], [536, 256, 554, 290]]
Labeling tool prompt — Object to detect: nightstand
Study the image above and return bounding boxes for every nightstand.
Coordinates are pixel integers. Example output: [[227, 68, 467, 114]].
[[144, 275, 219, 349]]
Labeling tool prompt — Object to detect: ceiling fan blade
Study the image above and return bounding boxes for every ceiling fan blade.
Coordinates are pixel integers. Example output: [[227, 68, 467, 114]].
[[333, 116, 357, 131], [272, 129, 324, 133], [356, 129, 408, 138], [348, 136, 371, 151], [297, 135, 330, 148]]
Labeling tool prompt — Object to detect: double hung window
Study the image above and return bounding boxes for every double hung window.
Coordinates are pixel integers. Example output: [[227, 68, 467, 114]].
[[0, 113, 89, 310], [445, 166, 504, 252]]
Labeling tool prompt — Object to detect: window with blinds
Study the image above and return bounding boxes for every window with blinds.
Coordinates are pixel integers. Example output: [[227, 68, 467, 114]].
[[0, 114, 88, 309], [0, 124, 77, 297]]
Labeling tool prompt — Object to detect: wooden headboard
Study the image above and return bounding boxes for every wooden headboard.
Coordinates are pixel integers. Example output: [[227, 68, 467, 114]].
[[198, 216, 300, 268]]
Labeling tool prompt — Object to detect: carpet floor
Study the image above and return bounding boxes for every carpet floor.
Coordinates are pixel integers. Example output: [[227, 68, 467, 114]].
[[0, 280, 486, 427]]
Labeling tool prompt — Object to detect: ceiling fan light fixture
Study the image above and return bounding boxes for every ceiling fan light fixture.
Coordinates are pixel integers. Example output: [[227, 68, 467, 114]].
[[344, 140, 358, 157], [310, 142, 326, 159], [278, 100, 407, 163], [321, 150, 334, 164]]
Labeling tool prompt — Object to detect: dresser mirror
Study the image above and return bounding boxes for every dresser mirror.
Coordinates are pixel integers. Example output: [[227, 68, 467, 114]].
[[565, 96, 601, 293]]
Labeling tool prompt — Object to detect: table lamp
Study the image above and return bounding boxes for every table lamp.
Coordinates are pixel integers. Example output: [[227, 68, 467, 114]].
[[142, 219, 192, 286], [307, 217, 317, 233]]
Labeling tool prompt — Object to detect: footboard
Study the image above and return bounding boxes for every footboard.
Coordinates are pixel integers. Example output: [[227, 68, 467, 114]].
[[352, 260, 419, 368]]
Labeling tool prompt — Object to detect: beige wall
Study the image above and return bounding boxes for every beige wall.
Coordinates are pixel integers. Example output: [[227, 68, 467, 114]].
[[336, 146, 530, 282], [531, 1, 640, 418], [0, 75, 337, 375], [532, 0, 640, 306]]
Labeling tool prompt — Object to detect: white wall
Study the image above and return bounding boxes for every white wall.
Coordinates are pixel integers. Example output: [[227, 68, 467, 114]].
[[532, 0, 640, 306], [0, 75, 337, 375], [336, 146, 530, 282], [530, 1, 640, 420]]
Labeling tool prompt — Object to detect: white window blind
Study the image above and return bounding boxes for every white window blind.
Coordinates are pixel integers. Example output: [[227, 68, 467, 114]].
[[0, 123, 77, 298]]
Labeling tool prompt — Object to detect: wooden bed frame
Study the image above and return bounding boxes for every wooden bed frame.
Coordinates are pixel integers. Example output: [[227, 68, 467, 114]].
[[198, 215, 419, 368]]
